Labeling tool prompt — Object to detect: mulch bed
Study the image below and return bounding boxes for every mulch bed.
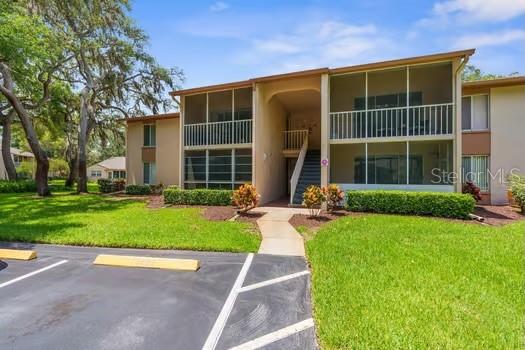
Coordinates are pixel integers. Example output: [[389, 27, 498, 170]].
[[473, 205, 523, 226], [289, 210, 360, 231], [289, 206, 523, 231]]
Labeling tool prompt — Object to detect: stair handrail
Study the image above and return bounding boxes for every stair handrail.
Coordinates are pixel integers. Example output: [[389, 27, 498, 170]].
[[290, 131, 309, 204]]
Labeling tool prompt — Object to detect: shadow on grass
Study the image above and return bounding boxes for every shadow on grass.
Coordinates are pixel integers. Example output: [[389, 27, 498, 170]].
[[0, 222, 86, 243], [0, 192, 138, 222]]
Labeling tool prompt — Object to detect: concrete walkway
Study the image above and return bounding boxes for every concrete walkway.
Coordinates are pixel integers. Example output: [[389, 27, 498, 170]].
[[250, 206, 310, 256]]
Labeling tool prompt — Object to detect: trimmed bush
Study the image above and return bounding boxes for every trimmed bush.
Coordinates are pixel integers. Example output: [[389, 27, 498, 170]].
[[98, 179, 126, 193], [97, 179, 114, 193], [0, 180, 37, 193], [125, 184, 152, 195], [163, 188, 232, 206], [346, 190, 475, 219]]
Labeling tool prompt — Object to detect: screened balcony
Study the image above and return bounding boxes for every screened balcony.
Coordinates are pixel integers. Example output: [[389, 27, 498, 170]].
[[329, 62, 454, 141], [184, 87, 253, 148]]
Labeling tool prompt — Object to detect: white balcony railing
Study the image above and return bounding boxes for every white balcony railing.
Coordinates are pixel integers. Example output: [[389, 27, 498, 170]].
[[330, 103, 454, 140], [184, 119, 252, 147], [283, 130, 309, 150]]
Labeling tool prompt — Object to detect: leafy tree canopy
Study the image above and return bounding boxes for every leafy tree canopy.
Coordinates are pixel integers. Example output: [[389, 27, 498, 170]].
[[462, 64, 519, 82]]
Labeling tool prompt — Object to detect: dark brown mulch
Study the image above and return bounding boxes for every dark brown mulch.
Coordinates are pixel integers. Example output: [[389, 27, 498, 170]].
[[236, 212, 266, 225], [201, 206, 237, 221], [473, 205, 523, 226], [289, 210, 360, 230], [290, 205, 523, 230]]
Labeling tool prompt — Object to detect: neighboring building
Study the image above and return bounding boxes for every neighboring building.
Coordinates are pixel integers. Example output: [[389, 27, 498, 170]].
[[87, 156, 126, 180], [462, 76, 525, 204], [0, 147, 35, 180], [125, 49, 525, 205]]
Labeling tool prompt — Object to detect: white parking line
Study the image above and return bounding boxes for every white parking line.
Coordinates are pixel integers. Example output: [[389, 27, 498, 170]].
[[238, 270, 310, 293], [0, 260, 68, 289], [202, 253, 254, 350], [228, 318, 315, 350]]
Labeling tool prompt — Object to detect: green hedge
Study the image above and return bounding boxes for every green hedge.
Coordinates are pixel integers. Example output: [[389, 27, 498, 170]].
[[0, 180, 37, 193], [163, 188, 232, 206], [97, 179, 125, 193], [346, 190, 475, 219], [125, 184, 152, 195]]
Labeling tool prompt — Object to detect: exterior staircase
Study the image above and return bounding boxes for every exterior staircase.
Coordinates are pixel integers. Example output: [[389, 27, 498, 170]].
[[292, 150, 321, 205]]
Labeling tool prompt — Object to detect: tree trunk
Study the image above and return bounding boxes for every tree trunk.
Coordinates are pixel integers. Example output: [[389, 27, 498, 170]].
[[0, 63, 49, 196], [1, 110, 17, 180], [77, 88, 90, 193], [65, 148, 78, 188]]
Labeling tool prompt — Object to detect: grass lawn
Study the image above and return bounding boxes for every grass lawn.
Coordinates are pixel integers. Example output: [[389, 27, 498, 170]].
[[0, 191, 260, 252], [306, 215, 524, 349]]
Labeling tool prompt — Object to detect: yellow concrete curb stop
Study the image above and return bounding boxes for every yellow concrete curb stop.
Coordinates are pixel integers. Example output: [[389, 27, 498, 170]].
[[0, 248, 37, 260], [93, 254, 200, 271]]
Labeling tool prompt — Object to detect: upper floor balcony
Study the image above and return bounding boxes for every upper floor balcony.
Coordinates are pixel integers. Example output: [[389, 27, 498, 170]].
[[183, 87, 253, 149], [329, 61, 455, 142], [184, 119, 253, 147]]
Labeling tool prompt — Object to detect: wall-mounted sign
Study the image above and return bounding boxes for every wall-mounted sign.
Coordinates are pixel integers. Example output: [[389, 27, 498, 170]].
[[321, 159, 329, 167]]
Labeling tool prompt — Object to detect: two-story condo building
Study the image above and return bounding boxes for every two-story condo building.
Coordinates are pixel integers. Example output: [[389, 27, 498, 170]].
[[125, 49, 525, 206]]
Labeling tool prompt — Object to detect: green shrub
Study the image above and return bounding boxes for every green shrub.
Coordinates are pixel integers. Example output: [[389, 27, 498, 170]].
[[97, 179, 114, 193], [163, 188, 232, 206], [0, 180, 37, 193], [509, 174, 525, 213], [346, 190, 475, 219], [125, 184, 152, 195]]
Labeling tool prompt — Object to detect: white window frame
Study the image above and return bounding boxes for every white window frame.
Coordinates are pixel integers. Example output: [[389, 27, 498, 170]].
[[462, 94, 490, 132], [462, 155, 490, 192]]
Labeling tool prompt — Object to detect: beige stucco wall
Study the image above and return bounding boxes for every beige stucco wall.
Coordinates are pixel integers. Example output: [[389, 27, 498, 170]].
[[254, 85, 287, 204], [156, 118, 180, 186], [126, 118, 180, 186], [489, 85, 525, 204], [126, 122, 144, 185], [87, 164, 109, 179]]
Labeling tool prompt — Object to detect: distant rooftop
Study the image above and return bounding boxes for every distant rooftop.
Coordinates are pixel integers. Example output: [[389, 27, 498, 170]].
[[96, 156, 126, 170]]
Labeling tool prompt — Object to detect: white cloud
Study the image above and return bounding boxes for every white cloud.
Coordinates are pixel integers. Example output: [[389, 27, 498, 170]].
[[453, 29, 525, 48], [434, 0, 525, 21], [420, 0, 525, 25], [209, 1, 229, 13], [246, 21, 390, 72]]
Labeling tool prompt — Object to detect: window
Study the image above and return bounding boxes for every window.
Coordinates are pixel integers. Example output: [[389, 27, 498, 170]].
[[184, 148, 252, 189], [185, 150, 206, 184], [462, 155, 489, 192], [112, 171, 126, 179], [462, 95, 489, 131], [208, 150, 232, 182], [143, 162, 156, 185], [367, 142, 407, 184], [143, 124, 156, 147], [235, 149, 252, 182], [91, 170, 102, 177]]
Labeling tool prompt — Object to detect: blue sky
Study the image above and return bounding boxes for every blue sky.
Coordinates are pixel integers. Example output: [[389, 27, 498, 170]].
[[132, 0, 525, 89]]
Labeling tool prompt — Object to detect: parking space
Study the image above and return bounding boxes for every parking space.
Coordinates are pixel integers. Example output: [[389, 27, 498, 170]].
[[0, 243, 316, 350]]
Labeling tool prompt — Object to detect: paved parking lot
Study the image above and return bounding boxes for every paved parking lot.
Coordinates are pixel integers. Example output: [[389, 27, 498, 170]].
[[0, 243, 316, 350]]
